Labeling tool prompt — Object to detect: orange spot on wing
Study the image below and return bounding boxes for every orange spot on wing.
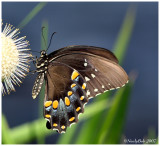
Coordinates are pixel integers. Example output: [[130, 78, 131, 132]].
[[45, 114, 51, 118], [71, 83, 76, 88], [61, 125, 65, 129], [82, 83, 86, 89], [44, 101, 52, 107], [53, 100, 59, 109], [69, 117, 75, 122], [65, 97, 70, 106], [53, 123, 58, 127], [68, 91, 73, 96], [80, 96, 84, 100], [71, 70, 79, 80], [76, 107, 81, 112]]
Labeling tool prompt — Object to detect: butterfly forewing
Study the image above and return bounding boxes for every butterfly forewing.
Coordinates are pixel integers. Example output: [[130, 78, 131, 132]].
[[48, 45, 119, 64], [52, 53, 128, 98]]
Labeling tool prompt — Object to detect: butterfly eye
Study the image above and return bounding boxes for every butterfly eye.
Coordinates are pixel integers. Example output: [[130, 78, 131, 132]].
[[40, 50, 46, 55]]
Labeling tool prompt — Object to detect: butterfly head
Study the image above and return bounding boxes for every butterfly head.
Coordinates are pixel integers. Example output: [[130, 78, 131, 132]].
[[40, 50, 47, 57]]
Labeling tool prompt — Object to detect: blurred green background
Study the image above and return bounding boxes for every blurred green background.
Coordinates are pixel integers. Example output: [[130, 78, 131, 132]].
[[2, 2, 158, 144]]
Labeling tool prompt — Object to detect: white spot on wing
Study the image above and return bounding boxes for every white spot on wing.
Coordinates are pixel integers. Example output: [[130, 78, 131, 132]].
[[88, 96, 93, 99], [86, 90, 90, 97], [94, 88, 98, 92], [95, 69, 98, 72], [104, 90, 108, 92], [84, 62, 87, 66], [96, 93, 101, 96], [70, 122, 76, 127], [85, 59, 87, 62], [85, 77, 90, 82], [91, 74, 96, 78], [102, 85, 105, 88], [122, 84, 125, 87]]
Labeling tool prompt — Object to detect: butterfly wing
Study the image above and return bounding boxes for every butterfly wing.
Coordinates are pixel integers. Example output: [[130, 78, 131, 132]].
[[48, 45, 119, 64], [43, 45, 128, 133], [48, 46, 128, 98], [43, 62, 88, 133]]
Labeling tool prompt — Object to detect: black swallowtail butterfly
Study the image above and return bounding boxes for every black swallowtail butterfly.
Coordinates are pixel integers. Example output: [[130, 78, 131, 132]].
[[32, 45, 128, 133]]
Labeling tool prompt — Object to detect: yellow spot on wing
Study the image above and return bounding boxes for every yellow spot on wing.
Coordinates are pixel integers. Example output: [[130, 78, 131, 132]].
[[71, 70, 79, 80], [69, 117, 75, 122], [76, 107, 81, 112], [82, 83, 86, 89], [61, 125, 65, 129], [71, 83, 76, 88], [53, 100, 59, 109], [44, 101, 52, 107], [68, 91, 73, 96], [45, 114, 51, 118], [53, 123, 58, 127], [80, 96, 84, 100], [65, 97, 70, 106]]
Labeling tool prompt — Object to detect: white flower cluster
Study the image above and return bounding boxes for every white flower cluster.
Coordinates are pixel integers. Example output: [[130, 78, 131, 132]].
[[1, 23, 32, 95]]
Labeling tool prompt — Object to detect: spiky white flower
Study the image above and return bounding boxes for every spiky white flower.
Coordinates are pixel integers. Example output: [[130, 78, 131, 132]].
[[1, 23, 32, 95]]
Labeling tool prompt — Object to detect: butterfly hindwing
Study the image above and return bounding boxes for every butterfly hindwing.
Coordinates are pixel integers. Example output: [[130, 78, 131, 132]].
[[43, 62, 88, 133]]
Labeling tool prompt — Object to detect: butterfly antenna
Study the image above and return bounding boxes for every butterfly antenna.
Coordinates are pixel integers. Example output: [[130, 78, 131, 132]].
[[42, 26, 47, 49], [46, 32, 56, 52], [30, 50, 40, 53]]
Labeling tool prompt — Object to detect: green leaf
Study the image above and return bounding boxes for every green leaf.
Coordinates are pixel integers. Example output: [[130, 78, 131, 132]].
[[18, 2, 47, 29], [113, 4, 137, 65], [144, 127, 158, 144], [57, 97, 112, 144], [57, 123, 78, 144], [74, 93, 110, 144], [97, 82, 133, 144], [2, 114, 15, 144], [9, 118, 54, 144]]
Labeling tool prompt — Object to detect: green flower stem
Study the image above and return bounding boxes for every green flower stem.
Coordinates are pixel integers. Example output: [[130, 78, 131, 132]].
[[36, 20, 49, 144], [18, 2, 47, 29], [113, 4, 137, 65], [2, 115, 14, 144], [98, 81, 133, 144], [9, 118, 53, 144]]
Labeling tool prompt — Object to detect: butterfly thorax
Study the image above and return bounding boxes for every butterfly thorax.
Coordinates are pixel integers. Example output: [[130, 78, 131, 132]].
[[36, 50, 48, 73]]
